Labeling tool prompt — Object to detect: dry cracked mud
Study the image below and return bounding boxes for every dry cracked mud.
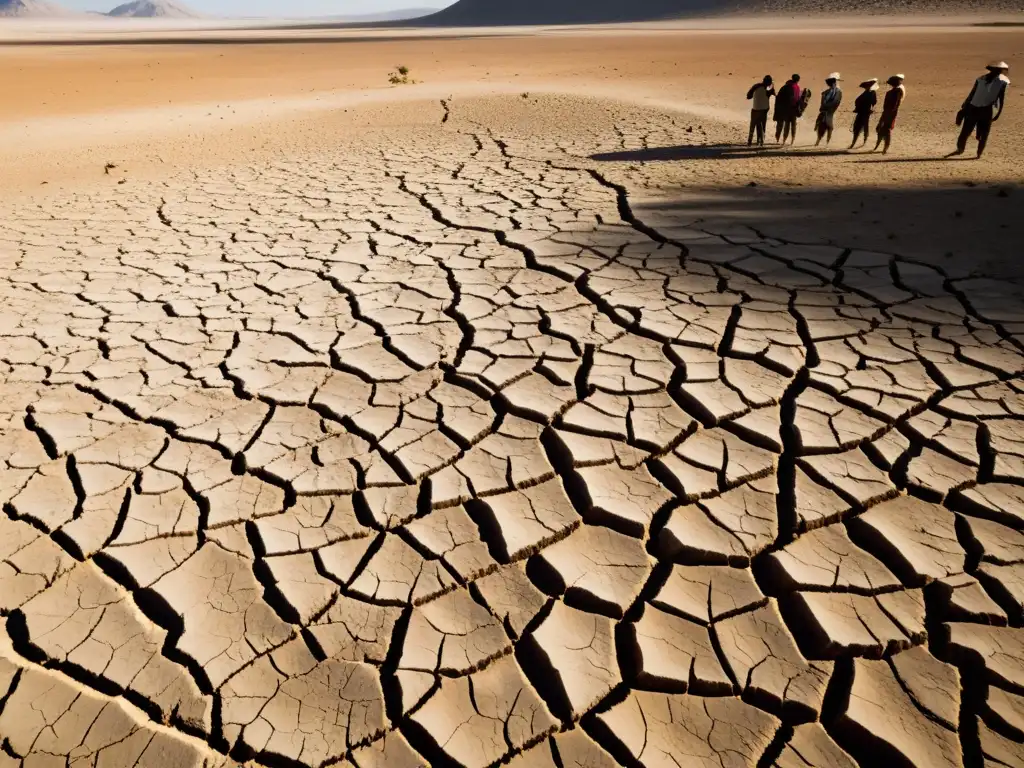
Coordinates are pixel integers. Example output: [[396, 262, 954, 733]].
[[1, 99, 1024, 768]]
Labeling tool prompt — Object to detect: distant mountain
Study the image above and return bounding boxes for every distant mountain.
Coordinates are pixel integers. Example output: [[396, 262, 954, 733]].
[[106, 0, 199, 17], [328, 7, 438, 21], [421, 0, 1024, 24], [421, 0, 693, 24], [0, 0, 75, 16]]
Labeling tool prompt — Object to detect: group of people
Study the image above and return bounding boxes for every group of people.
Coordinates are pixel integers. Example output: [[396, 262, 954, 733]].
[[745, 61, 1010, 157]]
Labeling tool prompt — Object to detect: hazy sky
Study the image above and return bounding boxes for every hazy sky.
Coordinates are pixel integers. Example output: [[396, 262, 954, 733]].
[[63, 0, 453, 16]]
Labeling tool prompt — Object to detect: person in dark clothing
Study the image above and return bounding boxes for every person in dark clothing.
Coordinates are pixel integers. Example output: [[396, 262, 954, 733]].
[[874, 74, 906, 154], [850, 78, 878, 148], [774, 74, 802, 144], [949, 61, 1010, 158], [747, 75, 775, 146], [814, 73, 844, 146]]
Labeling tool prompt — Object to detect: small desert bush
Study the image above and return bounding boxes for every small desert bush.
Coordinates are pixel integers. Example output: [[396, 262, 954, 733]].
[[389, 65, 412, 85]]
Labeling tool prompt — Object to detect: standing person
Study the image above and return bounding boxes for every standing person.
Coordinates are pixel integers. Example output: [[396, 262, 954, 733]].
[[850, 78, 879, 148], [949, 61, 1010, 158], [814, 73, 844, 146], [774, 74, 803, 144], [874, 74, 906, 154], [747, 75, 775, 146]]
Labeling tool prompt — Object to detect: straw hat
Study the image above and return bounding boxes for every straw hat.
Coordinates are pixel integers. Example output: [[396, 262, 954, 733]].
[[827, 72, 842, 81], [886, 74, 905, 86], [987, 61, 1010, 71], [859, 78, 879, 89]]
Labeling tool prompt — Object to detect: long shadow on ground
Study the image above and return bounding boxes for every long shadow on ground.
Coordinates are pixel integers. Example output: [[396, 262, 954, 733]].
[[626, 181, 1024, 285], [589, 144, 979, 164], [592, 144, 861, 162]]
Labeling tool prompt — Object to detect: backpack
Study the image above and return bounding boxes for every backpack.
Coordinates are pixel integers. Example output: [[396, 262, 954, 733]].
[[797, 89, 813, 117]]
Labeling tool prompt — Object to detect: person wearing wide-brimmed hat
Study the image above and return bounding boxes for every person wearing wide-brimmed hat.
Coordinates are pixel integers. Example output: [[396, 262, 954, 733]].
[[747, 75, 776, 147], [815, 73, 844, 146], [850, 78, 879, 149], [874, 74, 906, 154], [950, 61, 1010, 158]]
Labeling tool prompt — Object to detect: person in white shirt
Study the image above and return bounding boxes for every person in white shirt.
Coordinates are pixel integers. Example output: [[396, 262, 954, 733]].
[[746, 75, 775, 147], [950, 61, 1010, 158]]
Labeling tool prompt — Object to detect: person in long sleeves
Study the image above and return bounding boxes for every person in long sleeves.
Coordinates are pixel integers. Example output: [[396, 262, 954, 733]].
[[850, 78, 878, 148], [774, 74, 802, 144], [873, 74, 906, 154], [747, 75, 775, 146], [949, 61, 1010, 158], [814, 73, 844, 146]]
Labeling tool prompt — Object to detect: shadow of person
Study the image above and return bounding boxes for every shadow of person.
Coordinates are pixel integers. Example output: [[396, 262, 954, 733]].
[[853, 156, 968, 164], [590, 144, 856, 162]]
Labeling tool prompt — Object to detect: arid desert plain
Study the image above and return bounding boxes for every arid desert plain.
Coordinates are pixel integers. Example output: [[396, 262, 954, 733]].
[[1, 16, 1024, 768]]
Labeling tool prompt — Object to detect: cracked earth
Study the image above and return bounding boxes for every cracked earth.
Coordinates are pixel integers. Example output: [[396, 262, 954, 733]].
[[2, 99, 1024, 768]]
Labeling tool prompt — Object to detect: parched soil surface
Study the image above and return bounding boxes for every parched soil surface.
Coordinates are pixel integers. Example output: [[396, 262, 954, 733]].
[[2, 23, 1024, 768]]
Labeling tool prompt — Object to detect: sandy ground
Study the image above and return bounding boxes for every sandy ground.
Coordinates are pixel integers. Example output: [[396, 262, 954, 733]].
[[2, 22, 1023, 269], [2, 19, 1024, 768]]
